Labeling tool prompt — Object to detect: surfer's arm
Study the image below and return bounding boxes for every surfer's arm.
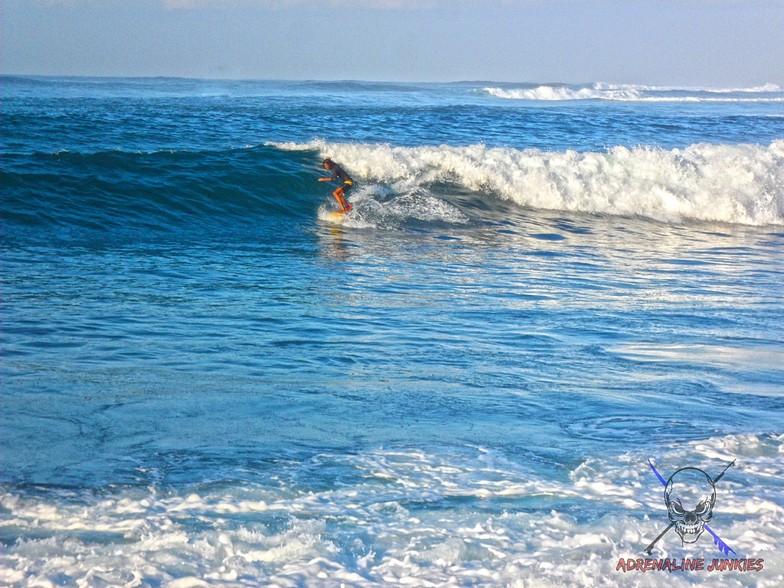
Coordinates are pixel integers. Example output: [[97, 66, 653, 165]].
[[318, 176, 333, 182]]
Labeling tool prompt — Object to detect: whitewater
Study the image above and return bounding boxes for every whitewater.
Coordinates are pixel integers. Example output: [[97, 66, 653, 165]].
[[2, 77, 783, 587], [276, 139, 784, 226]]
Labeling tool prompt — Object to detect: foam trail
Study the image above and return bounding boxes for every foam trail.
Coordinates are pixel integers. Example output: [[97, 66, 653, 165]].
[[275, 140, 784, 226]]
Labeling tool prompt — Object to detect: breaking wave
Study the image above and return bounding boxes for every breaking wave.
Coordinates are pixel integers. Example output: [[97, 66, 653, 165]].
[[5, 139, 782, 242], [483, 83, 784, 102], [274, 139, 784, 226]]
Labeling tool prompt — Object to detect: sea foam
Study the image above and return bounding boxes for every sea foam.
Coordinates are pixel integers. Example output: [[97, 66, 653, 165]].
[[275, 140, 784, 226], [1, 434, 781, 587], [483, 83, 784, 102]]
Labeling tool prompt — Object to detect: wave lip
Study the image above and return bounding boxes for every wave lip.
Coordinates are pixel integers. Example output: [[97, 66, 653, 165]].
[[483, 82, 784, 102], [273, 139, 784, 226]]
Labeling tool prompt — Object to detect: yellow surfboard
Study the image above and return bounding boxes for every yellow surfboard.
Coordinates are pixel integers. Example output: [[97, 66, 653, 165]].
[[324, 208, 353, 223]]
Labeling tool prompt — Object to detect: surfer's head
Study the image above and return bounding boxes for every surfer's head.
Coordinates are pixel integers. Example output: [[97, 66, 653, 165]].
[[322, 158, 333, 169]]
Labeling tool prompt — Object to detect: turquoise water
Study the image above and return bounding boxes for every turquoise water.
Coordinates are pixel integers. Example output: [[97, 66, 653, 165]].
[[2, 77, 784, 586]]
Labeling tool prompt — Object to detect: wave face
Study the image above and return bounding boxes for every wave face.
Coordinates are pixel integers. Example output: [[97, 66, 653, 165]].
[[276, 140, 784, 226], [483, 82, 784, 102], [1, 146, 323, 243]]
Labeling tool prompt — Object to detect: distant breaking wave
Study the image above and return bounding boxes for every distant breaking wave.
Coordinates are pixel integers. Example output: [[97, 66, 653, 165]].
[[483, 82, 784, 102], [275, 139, 784, 226]]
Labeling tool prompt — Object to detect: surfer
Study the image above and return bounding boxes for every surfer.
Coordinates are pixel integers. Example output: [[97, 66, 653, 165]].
[[319, 158, 353, 213]]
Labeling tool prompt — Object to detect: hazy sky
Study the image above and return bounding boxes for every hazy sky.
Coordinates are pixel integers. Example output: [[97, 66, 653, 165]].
[[3, 0, 783, 85]]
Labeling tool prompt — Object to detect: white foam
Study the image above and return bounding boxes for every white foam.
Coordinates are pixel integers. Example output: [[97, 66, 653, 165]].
[[484, 85, 643, 101], [483, 83, 784, 102], [2, 434, 782, 586], [595, 82, 783, 94], [316, 185, 469, 229], [277, 139, 784, 226]]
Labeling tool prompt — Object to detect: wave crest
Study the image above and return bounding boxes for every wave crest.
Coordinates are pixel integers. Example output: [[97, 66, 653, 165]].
[[275, 140, 784, 226]]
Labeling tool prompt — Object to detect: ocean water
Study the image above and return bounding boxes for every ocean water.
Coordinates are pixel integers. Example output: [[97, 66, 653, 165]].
[[1, 77, 784, 587]]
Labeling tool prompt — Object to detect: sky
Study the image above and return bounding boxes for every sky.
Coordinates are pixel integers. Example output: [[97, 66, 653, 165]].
[[3, 0, 783, 86]]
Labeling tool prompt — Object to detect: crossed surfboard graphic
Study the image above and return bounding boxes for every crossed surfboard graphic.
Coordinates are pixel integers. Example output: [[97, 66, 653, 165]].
[[645, 459, 736, 556]]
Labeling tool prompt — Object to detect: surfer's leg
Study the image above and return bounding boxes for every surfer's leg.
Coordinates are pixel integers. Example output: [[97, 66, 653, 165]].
[[333, 187, 350, 213], [339, 182, 353, 212]]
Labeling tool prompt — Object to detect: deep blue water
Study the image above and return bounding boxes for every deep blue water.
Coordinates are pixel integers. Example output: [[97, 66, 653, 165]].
[[2, 77, 784, 586]]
